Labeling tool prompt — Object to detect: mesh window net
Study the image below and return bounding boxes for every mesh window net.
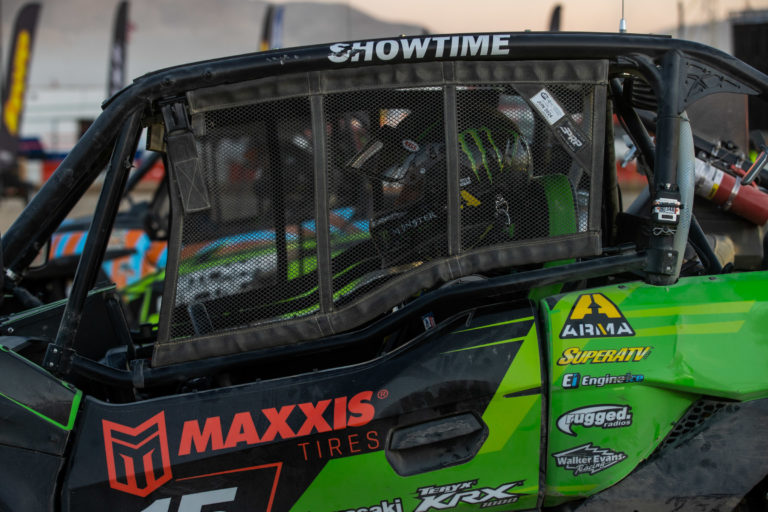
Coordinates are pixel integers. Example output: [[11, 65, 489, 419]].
[[156, 60, 607, 365]]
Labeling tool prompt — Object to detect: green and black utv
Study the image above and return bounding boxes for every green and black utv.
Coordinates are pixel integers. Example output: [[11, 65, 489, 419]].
[[1, 32, 767, 511]]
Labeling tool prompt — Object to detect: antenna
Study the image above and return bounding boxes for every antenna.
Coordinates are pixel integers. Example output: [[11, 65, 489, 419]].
[[619, 0, 627, 33]]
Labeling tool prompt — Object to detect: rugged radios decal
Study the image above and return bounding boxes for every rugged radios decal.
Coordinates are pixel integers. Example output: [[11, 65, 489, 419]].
[[556, 405, 633, 436]]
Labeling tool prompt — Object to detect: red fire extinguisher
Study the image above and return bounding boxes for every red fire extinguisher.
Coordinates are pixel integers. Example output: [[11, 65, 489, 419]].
[[694, 158, 768, 225]]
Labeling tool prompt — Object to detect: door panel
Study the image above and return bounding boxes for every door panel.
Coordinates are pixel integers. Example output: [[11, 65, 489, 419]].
[[63, 303, 543, 511]]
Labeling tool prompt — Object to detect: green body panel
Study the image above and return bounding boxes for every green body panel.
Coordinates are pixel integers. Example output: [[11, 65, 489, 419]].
[[541, 271, 768, 503], [291, 320, 543, 511]]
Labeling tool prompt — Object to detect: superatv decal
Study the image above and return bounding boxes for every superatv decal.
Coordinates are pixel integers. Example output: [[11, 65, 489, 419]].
[[556, 346, 651, 365], [414, 479, 525, 512], [556, 405, 633, 436], [177, 390, 374, 456], [559, 293, 635, 339], [561, 372, 644, 389], [339, 498, 403, 512], [102, 412, 173, 497], [552, 443, 627, 476], [328, 35, 512, 63]]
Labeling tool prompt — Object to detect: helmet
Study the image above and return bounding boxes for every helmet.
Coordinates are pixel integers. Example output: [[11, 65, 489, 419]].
[[348, 108, 536, 267]]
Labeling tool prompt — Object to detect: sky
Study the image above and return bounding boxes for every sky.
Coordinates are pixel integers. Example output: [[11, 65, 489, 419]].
[[281, 0, 765, 34]]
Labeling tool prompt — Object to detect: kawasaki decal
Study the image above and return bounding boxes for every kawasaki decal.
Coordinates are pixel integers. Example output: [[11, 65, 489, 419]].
[[559, 293, 635, 339], [556, 405, 633, 436], [552, 443, 627, 476], [339, 498, 403, 512], [556, 346, 651, 366]]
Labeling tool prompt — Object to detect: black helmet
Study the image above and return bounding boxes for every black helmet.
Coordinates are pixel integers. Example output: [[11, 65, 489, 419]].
[[348, 108, 536, 267]]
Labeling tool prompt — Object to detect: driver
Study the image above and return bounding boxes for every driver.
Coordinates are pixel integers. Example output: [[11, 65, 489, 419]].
[[347, 107, 539, 268]]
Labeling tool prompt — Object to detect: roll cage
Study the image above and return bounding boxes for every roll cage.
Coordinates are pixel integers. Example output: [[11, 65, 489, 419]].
[[3, 32, 767, 394]]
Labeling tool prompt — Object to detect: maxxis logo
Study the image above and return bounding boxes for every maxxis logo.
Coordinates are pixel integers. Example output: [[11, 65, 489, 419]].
[[101, 390, 377, 497], [102, 411, 173, 497]]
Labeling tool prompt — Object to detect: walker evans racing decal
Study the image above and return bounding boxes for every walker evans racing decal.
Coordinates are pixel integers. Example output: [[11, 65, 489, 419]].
[[559, 293, 635, 339], [556, 405, 633, 436], [556, 347, 651, 366], [414, 479, 525, 512], [561, 372, 645, 389], [552, 443, 627, 476], [102, 391, 375, 497]]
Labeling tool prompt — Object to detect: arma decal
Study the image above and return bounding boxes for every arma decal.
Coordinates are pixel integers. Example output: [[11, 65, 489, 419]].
[[556, 346, 651, 366], [552, 443, 627, 476], [414, 479, 525, 512], [556, 405, 633, 436], [328, 34, 512, 63], [559, 293, 635, 339], [561, 372, 645, 389]]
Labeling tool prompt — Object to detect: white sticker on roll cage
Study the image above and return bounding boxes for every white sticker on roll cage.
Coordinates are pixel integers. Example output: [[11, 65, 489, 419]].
[[530, 88, 565, 125]]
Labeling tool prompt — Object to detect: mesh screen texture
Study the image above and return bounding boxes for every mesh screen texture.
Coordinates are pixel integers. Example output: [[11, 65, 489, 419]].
[[168, 72, 601, 342], [170, 98, 318, 340], [327, 88, 448, 306]]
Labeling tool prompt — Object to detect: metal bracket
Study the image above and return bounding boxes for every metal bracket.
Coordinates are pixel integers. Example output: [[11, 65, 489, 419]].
[[646, 248, 679, 276], [161, 101, 211, 213], [42, 343, 76, 376]]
